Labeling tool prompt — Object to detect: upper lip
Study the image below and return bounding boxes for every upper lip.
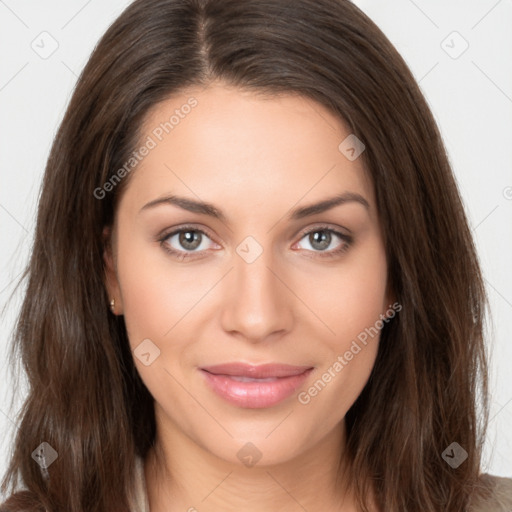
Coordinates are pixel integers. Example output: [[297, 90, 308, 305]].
[[200, 363, 313, 378]]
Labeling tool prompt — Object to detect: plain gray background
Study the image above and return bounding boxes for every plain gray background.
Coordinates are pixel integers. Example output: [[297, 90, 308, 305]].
[[1, 0, 511, 490]]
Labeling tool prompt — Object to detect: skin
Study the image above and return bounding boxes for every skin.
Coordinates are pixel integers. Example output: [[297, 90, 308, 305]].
[[104, 81, 392, 512]]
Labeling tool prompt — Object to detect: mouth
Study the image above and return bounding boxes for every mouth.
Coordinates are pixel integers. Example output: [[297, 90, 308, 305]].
[[199, 362, 314, 409]]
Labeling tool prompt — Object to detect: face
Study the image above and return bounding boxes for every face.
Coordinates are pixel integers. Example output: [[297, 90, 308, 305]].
[[104, 82, 393, 466]]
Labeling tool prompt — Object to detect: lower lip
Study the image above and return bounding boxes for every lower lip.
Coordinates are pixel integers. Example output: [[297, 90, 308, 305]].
[[200, 368, 313, 409]]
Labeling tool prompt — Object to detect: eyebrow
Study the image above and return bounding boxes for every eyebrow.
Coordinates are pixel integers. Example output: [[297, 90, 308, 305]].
[[139, 191, 369, 222]]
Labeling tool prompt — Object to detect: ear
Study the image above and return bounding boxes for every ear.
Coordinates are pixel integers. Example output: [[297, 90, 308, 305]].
[[102, 225, 123, 315]]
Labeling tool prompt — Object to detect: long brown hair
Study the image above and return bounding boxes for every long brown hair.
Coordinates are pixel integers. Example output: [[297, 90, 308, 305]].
[[0, 0, 491, 510]]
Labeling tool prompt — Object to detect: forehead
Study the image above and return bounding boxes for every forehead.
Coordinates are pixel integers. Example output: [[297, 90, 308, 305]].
[[120, 83, 375, 221]]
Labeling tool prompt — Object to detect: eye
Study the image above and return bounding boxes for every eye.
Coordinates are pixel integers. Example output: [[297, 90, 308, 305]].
[[158, 224, 353, 261], [159, 225, 219, 260], [293, 226, 353, 258]]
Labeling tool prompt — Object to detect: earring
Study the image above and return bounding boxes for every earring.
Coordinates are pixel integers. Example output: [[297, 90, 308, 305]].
[[110, 298, 115, 313]]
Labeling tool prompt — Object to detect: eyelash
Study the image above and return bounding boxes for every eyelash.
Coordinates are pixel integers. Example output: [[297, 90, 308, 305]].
[[157, 224, 353, 261]]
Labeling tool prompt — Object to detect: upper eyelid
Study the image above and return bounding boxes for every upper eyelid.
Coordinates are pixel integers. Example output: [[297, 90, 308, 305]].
[[296, 224, 350, 239], [159, 224, 217, 244]]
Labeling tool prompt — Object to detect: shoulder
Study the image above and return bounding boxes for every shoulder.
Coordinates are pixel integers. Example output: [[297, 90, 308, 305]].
[[468, 473, 512, 511]]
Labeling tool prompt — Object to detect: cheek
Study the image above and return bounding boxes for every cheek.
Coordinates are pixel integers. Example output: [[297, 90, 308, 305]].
[[300, 238, 388, 408], [116, 250, 164, 346], [115, 240, 194, 405], [115, 231, 202, 347], [298, 300, 385, 431], [314, 236, 389, 345]]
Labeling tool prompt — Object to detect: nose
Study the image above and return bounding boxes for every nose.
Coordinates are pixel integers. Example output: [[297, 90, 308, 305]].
[[219, 244, 294, 344]]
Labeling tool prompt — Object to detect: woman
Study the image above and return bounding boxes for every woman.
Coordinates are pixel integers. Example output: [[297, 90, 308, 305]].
[[1, 0, 511, 510]]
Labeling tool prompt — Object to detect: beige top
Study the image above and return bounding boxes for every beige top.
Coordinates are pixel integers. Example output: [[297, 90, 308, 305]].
[[130, 455, 512, 511], [130, 455, 150, 512]]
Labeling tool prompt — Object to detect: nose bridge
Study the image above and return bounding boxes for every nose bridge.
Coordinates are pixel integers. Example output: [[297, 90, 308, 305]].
[[220, 235, 293, 340]]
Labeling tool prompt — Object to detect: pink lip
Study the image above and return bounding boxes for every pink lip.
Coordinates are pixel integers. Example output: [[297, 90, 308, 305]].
[[200, 363, 314, 409]]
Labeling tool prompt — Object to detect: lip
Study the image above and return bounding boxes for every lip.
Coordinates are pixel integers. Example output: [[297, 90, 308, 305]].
[[200, 363, 314, 408]]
